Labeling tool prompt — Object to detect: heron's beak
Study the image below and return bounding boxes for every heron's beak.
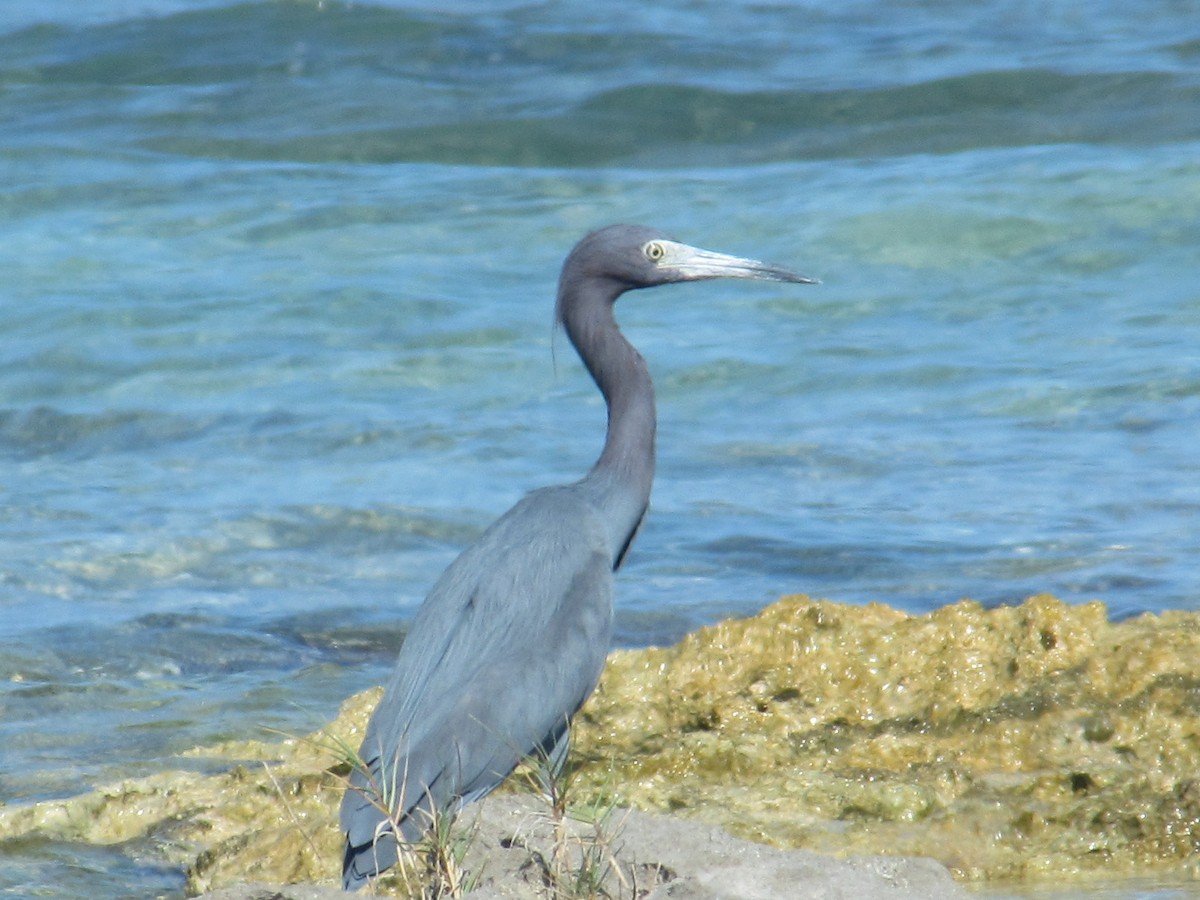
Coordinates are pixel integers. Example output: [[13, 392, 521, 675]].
[[659, 240, 818, 285]]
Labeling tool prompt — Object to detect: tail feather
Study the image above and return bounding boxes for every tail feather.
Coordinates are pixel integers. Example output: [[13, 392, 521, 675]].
[[342, 826, 400, 892], [340, 785, 435, 890]]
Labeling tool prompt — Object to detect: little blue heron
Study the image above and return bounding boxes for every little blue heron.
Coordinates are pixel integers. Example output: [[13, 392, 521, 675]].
[[340, 224, 814, 889]]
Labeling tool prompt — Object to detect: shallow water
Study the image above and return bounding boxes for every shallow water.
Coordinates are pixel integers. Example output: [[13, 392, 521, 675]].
[[1, 1, 1198, 896]]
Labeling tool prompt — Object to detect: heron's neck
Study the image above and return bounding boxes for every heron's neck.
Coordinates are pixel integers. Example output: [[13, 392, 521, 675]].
[[563, 291, 656, 566], [592, 329, 656, 500]]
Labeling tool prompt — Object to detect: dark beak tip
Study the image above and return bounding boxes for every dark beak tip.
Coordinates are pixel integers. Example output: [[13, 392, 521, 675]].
[[777, 271, 819, 285]]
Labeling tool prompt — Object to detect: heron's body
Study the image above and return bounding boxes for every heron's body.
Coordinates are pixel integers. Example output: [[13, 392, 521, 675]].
[[341, 484, 625, 882], [340, 225, 811, 890]]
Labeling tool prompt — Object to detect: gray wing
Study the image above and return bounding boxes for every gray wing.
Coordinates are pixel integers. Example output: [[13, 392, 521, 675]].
[[340, 486, 615, 889]]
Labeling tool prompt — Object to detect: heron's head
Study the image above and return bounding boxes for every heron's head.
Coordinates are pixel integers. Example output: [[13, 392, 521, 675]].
[[560, 224, 816, 300]]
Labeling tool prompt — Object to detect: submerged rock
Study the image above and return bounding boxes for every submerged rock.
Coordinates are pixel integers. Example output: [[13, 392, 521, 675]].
[[1, 594, 1197, 893]]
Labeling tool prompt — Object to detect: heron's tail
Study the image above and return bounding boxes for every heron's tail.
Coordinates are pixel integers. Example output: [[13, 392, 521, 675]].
[[342, 821, 401, 892], [339, 751, 431, 890]]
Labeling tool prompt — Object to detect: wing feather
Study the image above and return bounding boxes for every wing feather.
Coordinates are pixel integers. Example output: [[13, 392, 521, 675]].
[[340, 485, 615, 888]]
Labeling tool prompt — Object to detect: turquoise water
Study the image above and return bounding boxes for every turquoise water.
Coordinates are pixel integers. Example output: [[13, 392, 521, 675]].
[[1, 2, 1198, 896]]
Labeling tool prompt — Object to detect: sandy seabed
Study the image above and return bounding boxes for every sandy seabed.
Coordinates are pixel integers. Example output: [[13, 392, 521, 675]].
[[1, 594, 1197, 897]]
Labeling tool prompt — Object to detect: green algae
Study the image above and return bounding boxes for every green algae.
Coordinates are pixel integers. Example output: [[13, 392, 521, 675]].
[[571, 595, 1200, 883], [1, 594, 1198, 893]]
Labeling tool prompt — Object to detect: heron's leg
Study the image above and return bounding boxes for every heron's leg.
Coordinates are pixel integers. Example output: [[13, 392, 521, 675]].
[[544, 725, 571, 780], [530, 719, 572, 805]]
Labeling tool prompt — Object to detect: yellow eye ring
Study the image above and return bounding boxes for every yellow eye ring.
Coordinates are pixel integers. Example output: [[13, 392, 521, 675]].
[[644, 241, 665, 261]]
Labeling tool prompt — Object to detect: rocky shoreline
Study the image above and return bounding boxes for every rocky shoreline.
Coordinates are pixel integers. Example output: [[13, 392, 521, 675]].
[[197, 794, 968, 899], [2, 594, 1197, 896]]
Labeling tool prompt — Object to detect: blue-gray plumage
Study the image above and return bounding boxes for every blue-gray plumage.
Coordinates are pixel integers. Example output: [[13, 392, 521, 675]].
[[339, 224, 814, 890]]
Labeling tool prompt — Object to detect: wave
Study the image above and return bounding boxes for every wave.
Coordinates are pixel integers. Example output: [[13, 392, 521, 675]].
[[0, 406, 216, 459], [129, 70, 1200, 168], [3, 3, 1196, 168]]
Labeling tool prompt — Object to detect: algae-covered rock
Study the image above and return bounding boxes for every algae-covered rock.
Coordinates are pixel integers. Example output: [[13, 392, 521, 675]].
[[572, 594, 1200, 882], [0, 685, 381, 893], [1, 594, 1197, 893]]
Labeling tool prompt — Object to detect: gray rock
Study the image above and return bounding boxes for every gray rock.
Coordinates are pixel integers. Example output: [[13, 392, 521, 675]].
[[201, 794, 966, 900]]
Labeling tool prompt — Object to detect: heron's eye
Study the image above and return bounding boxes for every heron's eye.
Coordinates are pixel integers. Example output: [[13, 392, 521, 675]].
[[644, 241, 665, 262]]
